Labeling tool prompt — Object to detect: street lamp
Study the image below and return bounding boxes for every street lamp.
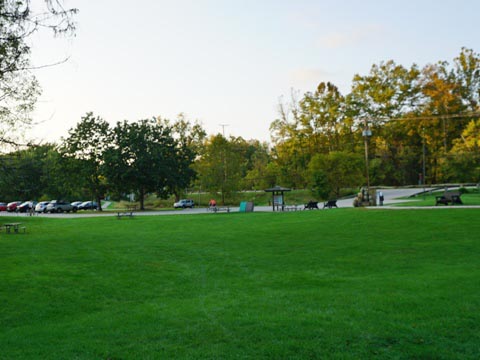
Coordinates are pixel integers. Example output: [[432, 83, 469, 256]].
[[362, 119, 372, 204], [422, 127, 426, 200]]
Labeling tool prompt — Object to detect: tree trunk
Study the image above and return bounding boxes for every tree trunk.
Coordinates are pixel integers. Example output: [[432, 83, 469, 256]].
[[139, 188, 145, 211], [96, 195, 103, 211], [174, 191, 180, 202]]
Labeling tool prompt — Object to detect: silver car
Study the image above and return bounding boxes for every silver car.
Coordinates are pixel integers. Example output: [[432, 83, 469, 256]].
[[46, 200, 76, 213]]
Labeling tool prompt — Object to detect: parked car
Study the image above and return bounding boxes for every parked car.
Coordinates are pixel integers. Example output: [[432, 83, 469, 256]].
[[46, 200, 76, 213], [71, 201, 83, 209], [7, 201, 22, 212], [173, 199, 195, 208], [0, 202, 7, 211], [17, 201, 37, 213], [78, 201, 98, 210], [35, 201, 51, 213]]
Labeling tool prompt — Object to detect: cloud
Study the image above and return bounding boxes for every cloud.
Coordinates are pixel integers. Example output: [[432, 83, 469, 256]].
[[290, 68, 330, 82], [318, 25, 384, 48]]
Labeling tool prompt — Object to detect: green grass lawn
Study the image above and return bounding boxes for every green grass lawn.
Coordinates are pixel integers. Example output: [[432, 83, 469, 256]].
[[1, 210, 480, 359]]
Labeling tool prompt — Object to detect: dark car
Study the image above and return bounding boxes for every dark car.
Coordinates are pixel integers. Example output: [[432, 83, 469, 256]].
[[78, 201, 98, 210], [0, 202, 7, 211], [17, 201, 38, 213], [7, 201, 22, 212], [71, 201, 83, 209]]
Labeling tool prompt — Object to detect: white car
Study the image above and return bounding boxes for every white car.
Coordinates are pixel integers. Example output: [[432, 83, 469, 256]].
[[35, 201, 51, 213], [173, 199, 194, 208]]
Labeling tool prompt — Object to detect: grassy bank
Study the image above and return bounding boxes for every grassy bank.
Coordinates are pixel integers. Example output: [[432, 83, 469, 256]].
[[394, 188, 480, 207], [1, 209, 479, 358]]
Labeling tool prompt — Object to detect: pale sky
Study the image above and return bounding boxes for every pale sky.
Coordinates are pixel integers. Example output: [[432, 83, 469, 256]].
[[28, 0, 479, 143]]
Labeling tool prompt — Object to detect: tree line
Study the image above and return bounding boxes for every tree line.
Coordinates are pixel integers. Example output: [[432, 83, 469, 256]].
[[269, 47, 480, 198], [0, 113, 206, 210]]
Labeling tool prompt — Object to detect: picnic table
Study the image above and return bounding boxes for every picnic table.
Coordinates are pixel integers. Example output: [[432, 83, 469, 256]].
[[304, 201, 319, 210], [208, 206, 230, 213], [4, 222, 24, 233], [116, 205, 137, 218], [323, 200, 338, 209], [435, 191, 463, 206]]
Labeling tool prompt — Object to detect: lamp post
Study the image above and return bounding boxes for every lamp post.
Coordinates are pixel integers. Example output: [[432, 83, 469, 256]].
[[422, 127, 426, 200], [362, 119, 372, 204]]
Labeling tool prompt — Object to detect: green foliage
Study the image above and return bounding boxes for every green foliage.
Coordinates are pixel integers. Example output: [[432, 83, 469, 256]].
[[348, 60, 422, 121], [0, 144, 84, 201], [441, 119, 480, 182], [61, 112, 112, 209], [1, 210, 480, 358], [158, 114, 205, 201], [270, 48, 480, 187], [194, 135, 270, 204], [308, 151, 364, 199], [103, 119, 179, 210]]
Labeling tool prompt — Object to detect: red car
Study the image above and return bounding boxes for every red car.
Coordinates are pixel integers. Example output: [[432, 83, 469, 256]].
[[7, 201, 22, 212], [0, 202, 7, 211]]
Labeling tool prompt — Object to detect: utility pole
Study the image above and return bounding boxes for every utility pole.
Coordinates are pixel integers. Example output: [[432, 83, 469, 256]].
[[219, 124, 229, 205], [219, 124, 229, 137], [422, 127, 426, 200]]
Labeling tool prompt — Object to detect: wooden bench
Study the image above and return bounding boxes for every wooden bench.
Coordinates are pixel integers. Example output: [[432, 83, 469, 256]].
[[304, 201, 319, 210], [284, 205, 299, 211], [323, 200, 338, 209], [116, 211, 134, 218], [116, 205, 136, 218], [435, 191, 463, 206]]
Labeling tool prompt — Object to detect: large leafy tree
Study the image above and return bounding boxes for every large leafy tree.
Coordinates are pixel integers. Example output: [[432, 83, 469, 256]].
[[158, 114, 205, 201], [453, 47, 480, 111], [0, 0, 77, 146], [270, 94, 311, 188], [61, 112, 111, 210], [299, 82, 350, 153], [307, 151, 364, 199], [194, 134, 249, 204], [103, 119, 177, 210], [347, 61, 423, 183], [416, 62, 467, 182], [442, 119, 480, 182], [348, 60, 422, 124], [242, 140, 274, 190]]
